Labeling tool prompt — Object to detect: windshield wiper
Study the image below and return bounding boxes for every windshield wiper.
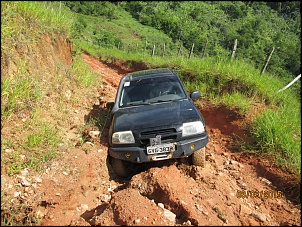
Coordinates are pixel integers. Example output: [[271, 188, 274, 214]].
[[127, 102, 150, 106], [149, 99, 173, 104], [149, 98, 186, 104]]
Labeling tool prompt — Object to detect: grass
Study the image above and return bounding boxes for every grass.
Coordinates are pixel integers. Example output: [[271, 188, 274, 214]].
[[2, 1, 300, 178], [1, 49, 104, 175], [71, 8, 182, 56], [69, 55, 99, 88], [0, 2, 102, 168], [2, 111, 63, 175], [220, 92, 253, 114], [1, 2, 73, 65], [1, 60, 42, 120], [2, 1, 72, 34], [1, 1, 301, 225], [1, 3, 107, 225], [1, 186, 42, 226], [251, 107, 301, 175]]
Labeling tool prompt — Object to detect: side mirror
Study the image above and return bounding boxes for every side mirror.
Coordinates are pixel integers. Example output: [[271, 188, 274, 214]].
[[106, 102, 114, 109], [190, 90, 201, 99]]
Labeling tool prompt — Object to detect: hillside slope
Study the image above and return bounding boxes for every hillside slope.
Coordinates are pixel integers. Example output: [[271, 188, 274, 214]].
[[1, 32, 72, 78], [1, 32, 301, 226]]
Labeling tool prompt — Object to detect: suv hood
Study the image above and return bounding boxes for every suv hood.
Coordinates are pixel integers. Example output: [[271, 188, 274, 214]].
[[112, 100, 202, 132]]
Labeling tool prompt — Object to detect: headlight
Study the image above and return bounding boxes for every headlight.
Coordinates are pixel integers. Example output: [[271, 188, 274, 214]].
[[112, 131, 135, 144], [182, 121, 205, 137]]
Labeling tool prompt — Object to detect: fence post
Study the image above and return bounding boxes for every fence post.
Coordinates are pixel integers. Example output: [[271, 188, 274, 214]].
[[177, 43, 182, 57], [152, 44, 155, 56], [261, 47, 275, 74], [202, 39, 208, 58], [144, 39, 147, 56], [189, 43, 194, 59], [231, 39, 237, 59]]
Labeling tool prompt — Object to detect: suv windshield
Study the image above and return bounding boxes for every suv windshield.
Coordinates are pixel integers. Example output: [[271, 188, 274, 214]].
[[119, 76, 186, 107]]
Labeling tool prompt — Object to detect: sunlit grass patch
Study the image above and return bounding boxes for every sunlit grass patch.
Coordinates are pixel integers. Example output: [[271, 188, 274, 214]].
[[220, 92, 253, 114], [1, 61, 42, 121], [251, 107, 301, 176], [70, 55, 98, 88]]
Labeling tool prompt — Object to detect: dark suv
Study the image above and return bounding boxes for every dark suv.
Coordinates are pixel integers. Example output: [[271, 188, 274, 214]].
[[106, 68, 209, 177]]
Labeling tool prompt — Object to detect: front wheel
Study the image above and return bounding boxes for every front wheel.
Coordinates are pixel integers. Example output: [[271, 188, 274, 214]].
[[192, 147, 206, 168], [109, 156, 135, 178]]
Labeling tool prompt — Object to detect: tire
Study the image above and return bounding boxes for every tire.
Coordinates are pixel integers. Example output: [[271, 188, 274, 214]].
[[110, 156, 135, 178], [192, 147, 206, 168]]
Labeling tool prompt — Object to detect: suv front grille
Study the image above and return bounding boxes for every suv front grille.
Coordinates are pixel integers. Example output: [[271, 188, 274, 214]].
[[139, 128, 178, 146]]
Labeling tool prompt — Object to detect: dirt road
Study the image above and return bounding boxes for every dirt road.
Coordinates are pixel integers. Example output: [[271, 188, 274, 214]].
[[6, 53, 300, 226]]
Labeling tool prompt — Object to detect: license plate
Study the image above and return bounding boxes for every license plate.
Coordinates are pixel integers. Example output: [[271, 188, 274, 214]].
[[147, 143, 175, 155]]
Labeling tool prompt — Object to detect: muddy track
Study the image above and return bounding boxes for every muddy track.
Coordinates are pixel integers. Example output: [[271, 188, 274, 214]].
[[32, 53, 301, 226]]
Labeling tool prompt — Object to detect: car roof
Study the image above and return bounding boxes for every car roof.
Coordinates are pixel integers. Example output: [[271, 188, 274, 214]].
[[125, 68, 177, 81]]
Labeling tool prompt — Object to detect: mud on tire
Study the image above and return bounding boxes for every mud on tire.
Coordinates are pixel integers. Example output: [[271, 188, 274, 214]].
[[192, 147, 206, 168]]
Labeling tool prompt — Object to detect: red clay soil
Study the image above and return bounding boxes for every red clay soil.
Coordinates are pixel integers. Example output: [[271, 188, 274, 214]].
[[3, 53, 299, 226], [38, 53, 300, 226]]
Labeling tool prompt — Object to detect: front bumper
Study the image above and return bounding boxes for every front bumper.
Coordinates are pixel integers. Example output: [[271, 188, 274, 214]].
[[108, 134, 209, 163]]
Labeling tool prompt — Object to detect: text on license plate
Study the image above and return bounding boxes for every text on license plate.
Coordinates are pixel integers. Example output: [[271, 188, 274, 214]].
[[147, 143, 174, 155]]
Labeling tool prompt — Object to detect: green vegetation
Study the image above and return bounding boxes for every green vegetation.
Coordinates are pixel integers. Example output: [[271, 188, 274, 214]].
[[64, 1, 301, 80], [252, 106, 301, 172], [70, 55, 98, 88], [1, 1, 72, 49], [1, 1, 300, 225], [1, 2, 106, 225], [1, 0, 300, 178], [66, 0, 300, 178], [1, 63, 41, 120], [99, 47, 301, 177]]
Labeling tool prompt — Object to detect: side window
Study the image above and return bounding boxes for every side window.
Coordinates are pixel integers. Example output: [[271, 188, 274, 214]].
[[120, 89, 128, 107]]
